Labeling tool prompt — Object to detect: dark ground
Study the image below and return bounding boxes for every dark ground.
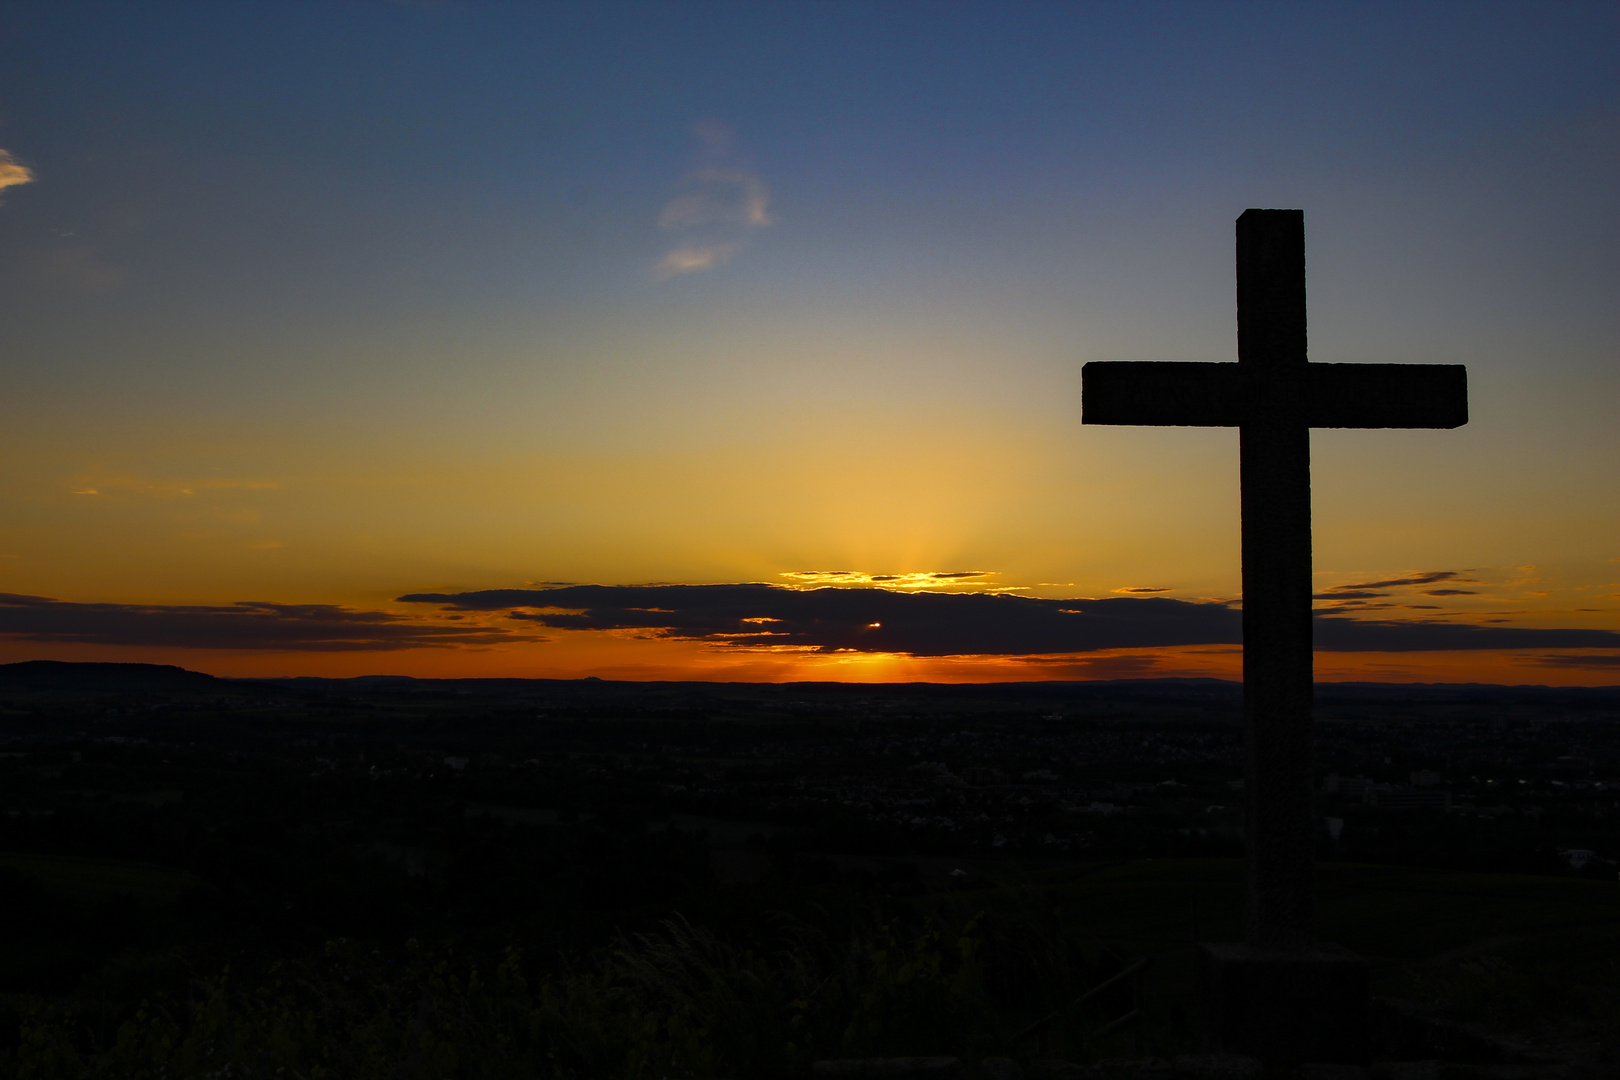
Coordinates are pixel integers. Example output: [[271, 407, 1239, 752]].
[[1, 661, 1616, 1076]]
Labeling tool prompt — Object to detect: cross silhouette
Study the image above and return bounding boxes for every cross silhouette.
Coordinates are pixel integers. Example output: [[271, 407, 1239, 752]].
[[1083, 209, 1467, 950]]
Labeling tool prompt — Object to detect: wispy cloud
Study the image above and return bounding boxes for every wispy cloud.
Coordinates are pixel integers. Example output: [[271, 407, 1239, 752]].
[[1313, 569, 1491, 613], [655, 121, 771, 277], [64, 473, 281, 500], [658, 242, 740, 276], [1015, 653, 1170, 679], [1315, 570, 1476, 598], [1526, 653, 1620, 670], [656, 171, 770, 230], [0, 148, 33, 203]]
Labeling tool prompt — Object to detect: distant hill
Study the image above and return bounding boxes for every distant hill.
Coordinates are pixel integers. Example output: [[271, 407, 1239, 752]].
[[0, 661, 220, 693], [0, 661, 1613, 705]]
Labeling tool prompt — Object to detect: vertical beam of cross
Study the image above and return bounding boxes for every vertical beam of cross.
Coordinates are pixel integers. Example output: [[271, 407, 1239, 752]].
[[1236, 209, 1315, 949], [1080, 210, 1466, 954]]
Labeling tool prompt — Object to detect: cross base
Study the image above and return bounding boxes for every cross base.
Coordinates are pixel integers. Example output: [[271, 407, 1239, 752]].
[[1198, 942, 1370, 1065]]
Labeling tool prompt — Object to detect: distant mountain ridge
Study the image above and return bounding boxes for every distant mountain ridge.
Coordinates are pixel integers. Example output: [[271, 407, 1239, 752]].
[[0, 660, 1614, 699], [0, 660, 221, 692]]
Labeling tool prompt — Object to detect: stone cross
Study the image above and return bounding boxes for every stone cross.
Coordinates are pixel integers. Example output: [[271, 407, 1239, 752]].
[[1083, 209, 1467, 950]]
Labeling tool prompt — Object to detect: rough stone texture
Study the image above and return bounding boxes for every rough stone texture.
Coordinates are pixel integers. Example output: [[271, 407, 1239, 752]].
[[1198, 942, 1370, 1063], [1170, 1053, 1263, 1080], [981, 1058, 1026, 1080], [811, 1058, 963, 1079]]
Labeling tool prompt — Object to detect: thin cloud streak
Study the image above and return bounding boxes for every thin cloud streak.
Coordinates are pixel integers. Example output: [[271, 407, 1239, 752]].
[[1323, 571, 1475, 592], [657, 242, 740, 277], [0, 593, 540, 652], [780, 570, 1002, 590], [1522, 653, 1620, 670]]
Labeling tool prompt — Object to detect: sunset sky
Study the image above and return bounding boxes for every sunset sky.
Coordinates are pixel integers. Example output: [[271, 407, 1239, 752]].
[[0, 1, 1615, 684]]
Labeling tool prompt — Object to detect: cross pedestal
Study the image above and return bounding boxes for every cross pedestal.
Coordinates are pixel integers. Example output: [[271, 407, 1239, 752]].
[[1082, 210, 1467, 1063]]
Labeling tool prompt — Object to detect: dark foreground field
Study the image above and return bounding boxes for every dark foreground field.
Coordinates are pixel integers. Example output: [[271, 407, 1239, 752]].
[[2, 662, 1617, 1076], [2, 850, 1618, 1077]]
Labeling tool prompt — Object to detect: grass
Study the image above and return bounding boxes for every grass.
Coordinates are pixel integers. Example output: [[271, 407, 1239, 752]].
[[3, 855, 1617, 1076]]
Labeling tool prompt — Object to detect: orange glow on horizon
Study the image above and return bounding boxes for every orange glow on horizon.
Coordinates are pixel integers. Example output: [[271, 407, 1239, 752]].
[[1, 633, 1614, 688]]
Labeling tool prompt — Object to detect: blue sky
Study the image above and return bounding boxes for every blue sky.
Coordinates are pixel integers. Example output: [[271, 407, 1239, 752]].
[[0, 1, 1614, 681]]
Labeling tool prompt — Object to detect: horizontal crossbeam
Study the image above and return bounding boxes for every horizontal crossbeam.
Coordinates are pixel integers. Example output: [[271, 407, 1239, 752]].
[[1081, 361, 1467, 429]]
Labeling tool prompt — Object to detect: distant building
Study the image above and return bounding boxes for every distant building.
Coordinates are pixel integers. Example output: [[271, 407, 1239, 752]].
[[1410, 769, 1443, 787]]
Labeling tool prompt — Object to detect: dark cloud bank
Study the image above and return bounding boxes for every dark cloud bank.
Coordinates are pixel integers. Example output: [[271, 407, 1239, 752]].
[[399, 584, 1620, 657], [0, 593, 538, 652], [3, 585, 1613, 659]]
